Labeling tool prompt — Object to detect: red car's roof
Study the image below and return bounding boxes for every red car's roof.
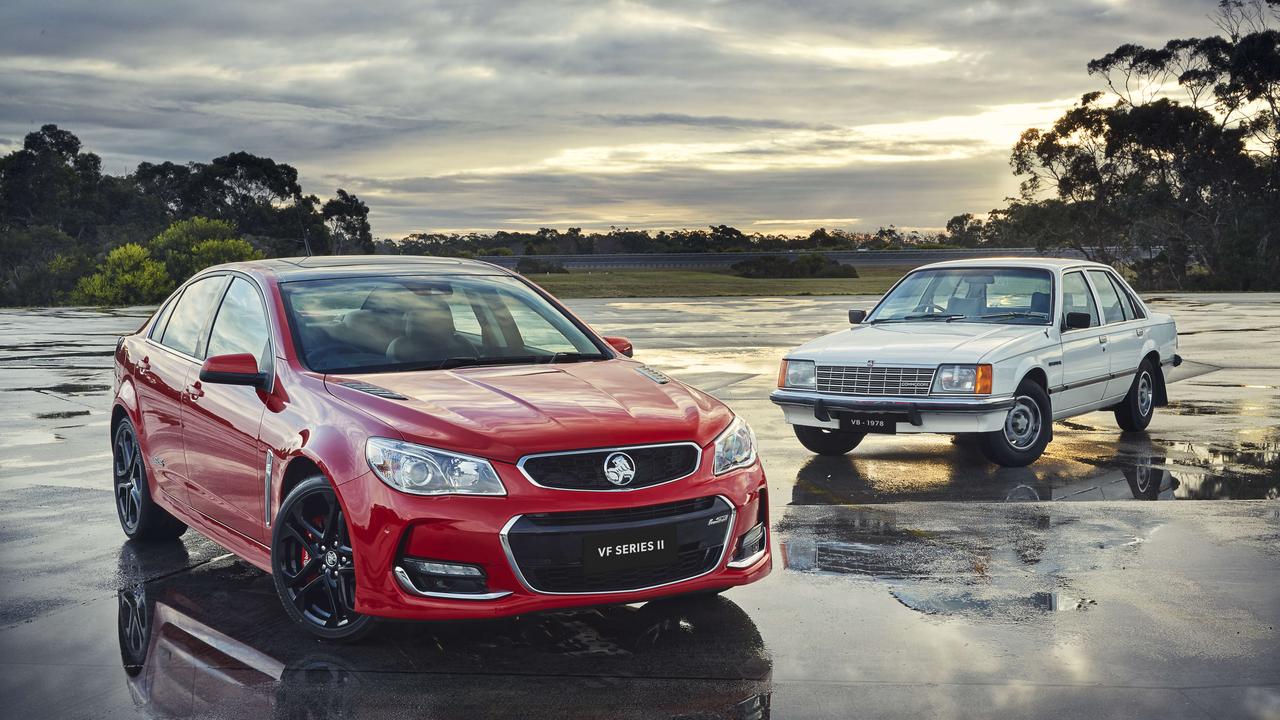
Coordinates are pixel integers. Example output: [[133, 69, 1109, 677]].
[[223, 255, 514, 282]]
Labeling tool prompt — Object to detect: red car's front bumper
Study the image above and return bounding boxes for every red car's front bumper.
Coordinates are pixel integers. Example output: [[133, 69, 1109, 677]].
[[336, 457, 771, 621]]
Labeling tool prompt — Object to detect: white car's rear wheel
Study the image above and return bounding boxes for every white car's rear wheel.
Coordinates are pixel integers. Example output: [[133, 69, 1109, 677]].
[[1114, 359, 1157, 432]]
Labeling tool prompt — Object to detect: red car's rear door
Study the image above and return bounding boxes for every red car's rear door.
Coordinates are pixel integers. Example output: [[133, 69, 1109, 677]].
[[181, 276, 271, 544]]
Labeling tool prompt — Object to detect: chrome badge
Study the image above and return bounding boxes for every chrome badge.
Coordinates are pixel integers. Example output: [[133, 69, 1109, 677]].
[[603, 452, 637, 486]]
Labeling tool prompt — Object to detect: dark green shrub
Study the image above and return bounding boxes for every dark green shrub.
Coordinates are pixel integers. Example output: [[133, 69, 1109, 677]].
[[731, 254, 859, 279], [516, 257, 569, 274]]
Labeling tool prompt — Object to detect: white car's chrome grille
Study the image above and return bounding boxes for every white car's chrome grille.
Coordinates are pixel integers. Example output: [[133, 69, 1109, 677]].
[[815, 365, 935, 396]]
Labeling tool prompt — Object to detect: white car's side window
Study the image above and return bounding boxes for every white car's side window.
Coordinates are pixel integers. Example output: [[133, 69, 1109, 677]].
[[1062, 272, 1100, 328], [1088, 270, 1129, 324]]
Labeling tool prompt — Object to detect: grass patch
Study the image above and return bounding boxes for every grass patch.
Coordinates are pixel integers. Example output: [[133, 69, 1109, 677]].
[[524, 266, 912, 298]]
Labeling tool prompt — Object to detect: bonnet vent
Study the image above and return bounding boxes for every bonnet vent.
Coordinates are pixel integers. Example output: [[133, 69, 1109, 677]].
[[339, 381, 409, 400], [635, 365, 671, 384]]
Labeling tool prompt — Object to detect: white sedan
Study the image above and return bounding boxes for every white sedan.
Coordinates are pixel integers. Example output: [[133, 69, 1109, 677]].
[[771, 258, 1180, 466]]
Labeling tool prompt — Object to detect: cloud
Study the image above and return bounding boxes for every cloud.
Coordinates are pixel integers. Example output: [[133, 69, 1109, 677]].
[[0, 0, 1216, 236]]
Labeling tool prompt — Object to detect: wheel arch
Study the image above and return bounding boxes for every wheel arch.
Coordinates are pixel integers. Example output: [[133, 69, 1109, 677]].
[[278, 454, 328, 509], [1018, 366, 1049, 393], [1142, 349, 1168, 406]]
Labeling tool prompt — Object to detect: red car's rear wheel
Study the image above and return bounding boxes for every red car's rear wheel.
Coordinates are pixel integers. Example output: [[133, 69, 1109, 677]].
[[112, 418, 186, 541]]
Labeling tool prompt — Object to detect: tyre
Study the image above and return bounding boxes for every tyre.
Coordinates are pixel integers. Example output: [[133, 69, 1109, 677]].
[[117, 583, 152, 676], [271, 476, 375, 642], [112, 418, 187, 541], [1114, 359, 1156, 432], [979, 380, 1052, 467], [793, 425, 865, 455]]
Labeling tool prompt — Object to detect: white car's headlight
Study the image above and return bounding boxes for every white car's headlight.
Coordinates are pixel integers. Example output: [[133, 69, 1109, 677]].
[[366, 438, 506, 496], [933, 364, 992, 394], [713, 416, 757, 475], [779, 359, 816, 389]]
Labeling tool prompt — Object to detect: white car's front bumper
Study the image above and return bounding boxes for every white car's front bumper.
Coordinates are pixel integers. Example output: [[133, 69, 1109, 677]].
[[770, 389, 1015, 434]]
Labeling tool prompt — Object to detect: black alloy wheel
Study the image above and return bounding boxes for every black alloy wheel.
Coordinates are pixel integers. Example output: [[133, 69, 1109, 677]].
[[112, 418, 186, 540], [271, 476, 375, 641], [117, 584, 152, 676]]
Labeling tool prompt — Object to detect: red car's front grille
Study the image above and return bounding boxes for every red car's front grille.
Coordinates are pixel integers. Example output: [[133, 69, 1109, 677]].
[[519, 443, 700, 491]]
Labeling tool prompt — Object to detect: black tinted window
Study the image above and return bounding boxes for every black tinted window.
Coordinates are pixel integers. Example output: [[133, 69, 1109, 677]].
[[149, 294, 178, 340], [207, 277, 272, 369], [159, 275, 227, 357], [280, 275, 603, 374]]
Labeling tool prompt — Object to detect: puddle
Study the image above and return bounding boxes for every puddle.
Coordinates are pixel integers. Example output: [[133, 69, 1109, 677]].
[[1165, 400, 1236, 416], [789, 436, 1279, 504], [34, 410, 92, 420], [776, 507, 1142, 622], [4, 383, 112, 395]]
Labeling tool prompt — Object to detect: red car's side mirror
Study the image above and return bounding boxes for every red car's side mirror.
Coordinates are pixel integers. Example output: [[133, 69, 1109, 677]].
[[200, 353, 268, 389], [603, 336, 634, 358]]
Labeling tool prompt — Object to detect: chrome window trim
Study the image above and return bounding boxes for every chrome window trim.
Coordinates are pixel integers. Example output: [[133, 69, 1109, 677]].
[[392, 566, 513, 601], [498, 494, 737, 596], [516, 441, 704, 492]]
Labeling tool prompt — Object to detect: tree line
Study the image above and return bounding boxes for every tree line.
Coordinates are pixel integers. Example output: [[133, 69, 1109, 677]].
[[0, 127, 373, 306]]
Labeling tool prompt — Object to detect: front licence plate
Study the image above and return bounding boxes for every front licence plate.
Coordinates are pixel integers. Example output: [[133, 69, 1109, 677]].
[[837, 413, 903, 433], [583, 525, 678, 573]]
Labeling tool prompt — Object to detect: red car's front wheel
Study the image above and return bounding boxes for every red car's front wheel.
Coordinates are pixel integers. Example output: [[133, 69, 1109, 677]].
[[271, 476, 375, 641]]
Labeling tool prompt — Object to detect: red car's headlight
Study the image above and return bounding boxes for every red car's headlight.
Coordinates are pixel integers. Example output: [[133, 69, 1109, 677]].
[[712, 416, 757, 475], [366, 438, 507, 496]]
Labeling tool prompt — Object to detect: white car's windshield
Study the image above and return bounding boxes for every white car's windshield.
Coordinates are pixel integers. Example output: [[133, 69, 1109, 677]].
[[868, 267, 1053, 325], [281, 275, 606, 373]]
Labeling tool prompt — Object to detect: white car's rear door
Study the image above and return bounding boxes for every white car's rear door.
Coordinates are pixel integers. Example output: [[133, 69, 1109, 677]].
[[1087, 269, 1145, 401]]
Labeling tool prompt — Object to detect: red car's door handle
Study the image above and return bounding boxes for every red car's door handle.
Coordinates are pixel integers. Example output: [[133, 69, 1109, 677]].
[[185, 382, 204, 401]]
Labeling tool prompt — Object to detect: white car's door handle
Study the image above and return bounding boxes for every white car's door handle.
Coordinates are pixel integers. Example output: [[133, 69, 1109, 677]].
[[1136, 328, 1144, 337], [1098, 336, 1108, 344]]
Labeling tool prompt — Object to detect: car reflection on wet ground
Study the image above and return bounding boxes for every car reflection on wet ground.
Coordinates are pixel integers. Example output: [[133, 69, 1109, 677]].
[[1, 295, 1278, 719], [110, 552, 769, 720]]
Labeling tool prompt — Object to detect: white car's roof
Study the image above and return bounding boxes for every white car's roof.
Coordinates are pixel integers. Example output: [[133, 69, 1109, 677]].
[[913, 256, 1112, 272]]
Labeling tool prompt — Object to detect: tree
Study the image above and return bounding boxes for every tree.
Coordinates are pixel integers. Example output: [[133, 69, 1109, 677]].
[[944, 214, 985, 247], [1002, 0, 1280, 289], [72, 244, 174, 306], [149, 217, 246, 282], [322, 189, 373, 255]]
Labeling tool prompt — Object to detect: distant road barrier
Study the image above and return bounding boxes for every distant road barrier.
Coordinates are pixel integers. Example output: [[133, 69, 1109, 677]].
[[475, 247, 1083, 270]]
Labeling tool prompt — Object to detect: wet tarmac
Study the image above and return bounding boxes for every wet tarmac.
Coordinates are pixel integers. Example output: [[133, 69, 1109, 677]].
[[1, 295, 1278, 719]]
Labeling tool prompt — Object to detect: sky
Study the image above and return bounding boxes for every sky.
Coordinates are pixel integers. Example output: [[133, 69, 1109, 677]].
[[0, 0, 1218, 238]]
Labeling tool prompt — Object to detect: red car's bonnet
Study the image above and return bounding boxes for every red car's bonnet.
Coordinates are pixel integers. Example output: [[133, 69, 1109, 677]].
[[324, 359, 733, 463]]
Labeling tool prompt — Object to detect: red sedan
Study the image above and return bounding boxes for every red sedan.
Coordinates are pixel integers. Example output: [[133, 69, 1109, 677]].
[[111, 256, 770, 640]]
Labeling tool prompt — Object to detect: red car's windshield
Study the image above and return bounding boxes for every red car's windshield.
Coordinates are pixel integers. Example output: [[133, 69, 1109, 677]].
[[280, 275, 606, 374]]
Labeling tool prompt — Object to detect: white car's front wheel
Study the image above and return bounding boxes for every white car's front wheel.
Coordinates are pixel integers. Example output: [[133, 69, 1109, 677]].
[[979, 381, 1052, 467], [794, 425, 865, 456]]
